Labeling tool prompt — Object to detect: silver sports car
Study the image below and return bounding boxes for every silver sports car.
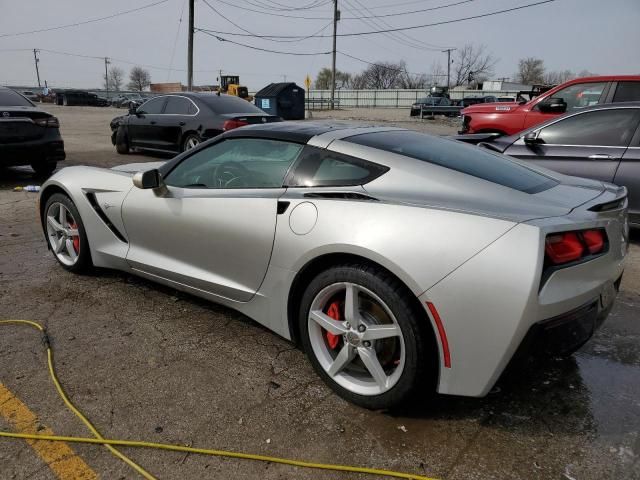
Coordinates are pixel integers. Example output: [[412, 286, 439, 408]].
[[38, 122, 629, 409]]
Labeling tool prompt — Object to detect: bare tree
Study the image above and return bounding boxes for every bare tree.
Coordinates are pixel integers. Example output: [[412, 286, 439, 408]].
[[426, 61, 446, 87], [543, 69, 575, 85], [453, 44, 497, 86], [577, 69, 598, 77], [127, 66, 151, 91], [358, 61, 405, 89], [350, 73, 367, 90], [517, 57, 545, 84], [396, 61, 428, 89], [104, 66, 125, 92], [314, 67, 352, 89]]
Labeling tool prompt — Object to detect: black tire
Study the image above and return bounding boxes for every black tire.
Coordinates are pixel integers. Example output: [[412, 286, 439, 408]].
[[298, 263, 437, 409], [115, 126, 129, 154], [31, 161, 57, 178], [43, 193, 92, 273], [182, 133, 201, 152]]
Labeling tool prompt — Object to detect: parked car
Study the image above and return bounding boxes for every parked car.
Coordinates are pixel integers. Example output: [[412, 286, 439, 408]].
[[460, 75, 640, 135], [56, 90, 109, 107], [110, 93, 281, 155], [111, 93, 146, 109], [39, 121, 627, 409], [410, 96, 451, 116], [458, 95, 504, 108], [0, 86, 65, 176], [471, 102, 640, 227]]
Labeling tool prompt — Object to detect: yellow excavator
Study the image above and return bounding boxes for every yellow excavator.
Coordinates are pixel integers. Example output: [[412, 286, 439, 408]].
[[220, 75, 252, 102]]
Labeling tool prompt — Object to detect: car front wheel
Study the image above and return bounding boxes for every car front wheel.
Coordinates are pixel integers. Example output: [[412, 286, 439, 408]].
[[44, 193, 92, 273], [299, 263, 436, 409], [182, 134, 201, 152]]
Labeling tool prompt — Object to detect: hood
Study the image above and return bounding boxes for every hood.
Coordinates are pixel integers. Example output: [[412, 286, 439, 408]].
[[111, 161, 166, 174], [462, 102, 522, 115]]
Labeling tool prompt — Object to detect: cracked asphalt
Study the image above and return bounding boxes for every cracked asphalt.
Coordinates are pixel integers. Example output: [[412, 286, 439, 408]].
[[0, 105, 639, 479]]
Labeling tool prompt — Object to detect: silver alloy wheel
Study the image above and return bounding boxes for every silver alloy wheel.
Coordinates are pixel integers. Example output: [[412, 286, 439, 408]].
[[45, 202, 80, 266], [308, 282, 406, 396], [185, 136, 200, 150]]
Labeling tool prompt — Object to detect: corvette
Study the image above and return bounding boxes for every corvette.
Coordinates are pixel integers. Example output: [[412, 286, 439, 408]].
[[38, 122, 628, 409]]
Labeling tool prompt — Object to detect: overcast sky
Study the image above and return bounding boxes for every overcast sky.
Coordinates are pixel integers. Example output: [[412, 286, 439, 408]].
[[1, 0, 638, 91]]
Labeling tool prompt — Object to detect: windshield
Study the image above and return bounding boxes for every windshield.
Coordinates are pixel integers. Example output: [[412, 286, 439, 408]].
[[347, 130, 558, 194], [0, 89, 34, 106]]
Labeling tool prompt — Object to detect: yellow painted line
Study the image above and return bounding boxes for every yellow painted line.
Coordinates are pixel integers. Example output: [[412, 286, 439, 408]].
[[0, 382, 98, 480]]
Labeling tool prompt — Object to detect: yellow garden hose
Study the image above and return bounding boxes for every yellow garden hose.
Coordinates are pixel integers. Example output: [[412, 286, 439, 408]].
[[0, 320, 438, 480]]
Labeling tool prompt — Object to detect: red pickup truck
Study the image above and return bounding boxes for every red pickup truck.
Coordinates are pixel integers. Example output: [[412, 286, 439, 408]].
[[460, 75, 640, 135]]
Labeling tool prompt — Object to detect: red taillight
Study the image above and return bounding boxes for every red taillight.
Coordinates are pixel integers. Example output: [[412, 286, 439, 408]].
[[582, 229, 605, 254], [544, 229, 606, 265], [223, 119, 249, 131]]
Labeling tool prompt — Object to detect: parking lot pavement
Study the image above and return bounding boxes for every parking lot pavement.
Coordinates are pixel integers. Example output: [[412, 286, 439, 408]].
[[1, 106, 639, 480]]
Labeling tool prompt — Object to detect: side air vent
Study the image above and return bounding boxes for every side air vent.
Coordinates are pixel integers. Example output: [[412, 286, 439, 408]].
[[303, 192, 378, 201], [85, 192, 128, 243], [588, 197, 626, 212]]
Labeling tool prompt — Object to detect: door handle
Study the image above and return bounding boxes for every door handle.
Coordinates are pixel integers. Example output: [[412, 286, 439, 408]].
[[588, 154, 614, 160], [150, 121, 157, 125]]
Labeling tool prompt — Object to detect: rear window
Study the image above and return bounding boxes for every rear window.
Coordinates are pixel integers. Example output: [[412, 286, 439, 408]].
[[0, 90, 33, 106], [199, 94, 265, 114], [347, 130, 558, 194]]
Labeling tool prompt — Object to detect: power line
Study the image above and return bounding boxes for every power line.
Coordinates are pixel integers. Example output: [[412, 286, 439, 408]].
[[0, 0, 171, 38], [338, 51, 425, 76], [243, 0, 331, 11], [201, 0, 332, 42], [197, 0, 559, 38], [198, 30, 332, 55], [350, 0, 477, 20]]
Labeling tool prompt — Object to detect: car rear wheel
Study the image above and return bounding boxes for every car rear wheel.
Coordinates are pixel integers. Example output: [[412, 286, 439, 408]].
[[44, 194, 92, 273], [31, 161, 56, 178], [182, 134, 201, 152], [299, 263, 436, 409], [115, 126, 130, 154]]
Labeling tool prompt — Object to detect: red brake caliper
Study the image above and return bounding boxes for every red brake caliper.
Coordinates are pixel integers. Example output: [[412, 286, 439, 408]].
[[325, 301, 342, 350], [69, 222, 80, 253]]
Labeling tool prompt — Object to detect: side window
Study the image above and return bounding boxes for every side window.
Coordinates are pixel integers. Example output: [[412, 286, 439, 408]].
[[287, 147, 389, 187], [613, 82, 640, 103], [139, 97, 165, 114], [537, 109, 640, 147], [164, 96, 196, 115], [542, 82, 607, 111], [164, 138, 303, 189]]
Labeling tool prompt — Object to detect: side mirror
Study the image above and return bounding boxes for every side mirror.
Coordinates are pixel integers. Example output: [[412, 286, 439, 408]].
[[538, 97, 567, 113], [523, 131, 543, 146], [129, 105, 139, 115], [133, 169, 162, 189]]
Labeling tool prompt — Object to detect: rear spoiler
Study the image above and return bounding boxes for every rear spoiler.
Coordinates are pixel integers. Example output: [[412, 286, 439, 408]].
[[448, 133, 503, 145]]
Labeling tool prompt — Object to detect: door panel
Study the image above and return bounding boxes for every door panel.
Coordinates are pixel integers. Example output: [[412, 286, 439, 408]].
[[122, 186, 283, 302], [505, 142, 622, 182], [128, 114, 165, 149]]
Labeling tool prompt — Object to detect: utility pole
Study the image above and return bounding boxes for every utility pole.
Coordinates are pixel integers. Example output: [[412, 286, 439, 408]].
[[104, 57, 110, 98], [442, 48, 455, 90], [187, 0, 194, 91], [33, 49, 41, 88], [330, 0, 339, 110]]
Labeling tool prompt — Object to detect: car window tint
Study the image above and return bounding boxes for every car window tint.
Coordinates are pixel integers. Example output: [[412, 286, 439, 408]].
[[347, 130, 557, 194], [164, 96, 195, 115], [546, 82, 607, 110], [164, 138, 303, 189], [287, 147, 388, 187], [537, 109, 640, 146], [199, 94, 266, 114], [0, 90, 33, 106], [613, 82, 640, 102], [139, 97, 165, 114]]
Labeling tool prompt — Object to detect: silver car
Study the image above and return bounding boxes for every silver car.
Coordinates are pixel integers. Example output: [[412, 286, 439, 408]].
[[38, 122, 628, 409]]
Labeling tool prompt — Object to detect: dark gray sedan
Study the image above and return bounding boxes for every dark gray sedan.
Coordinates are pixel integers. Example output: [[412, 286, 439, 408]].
[[476, 102, 640, 226]]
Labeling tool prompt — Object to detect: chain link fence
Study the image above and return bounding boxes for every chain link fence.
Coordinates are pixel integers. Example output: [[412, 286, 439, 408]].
[[306, 89, 521, 109]]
